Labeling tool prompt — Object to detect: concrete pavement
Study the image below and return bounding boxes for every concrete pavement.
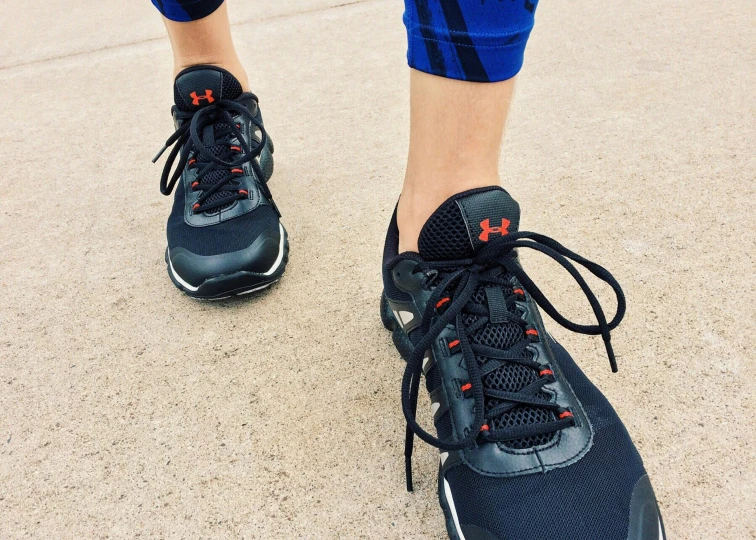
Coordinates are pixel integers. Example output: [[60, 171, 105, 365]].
[[1, 0, 754, 538]]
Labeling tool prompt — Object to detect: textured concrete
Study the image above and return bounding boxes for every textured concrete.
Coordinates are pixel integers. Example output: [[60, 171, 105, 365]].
[[0, 0, 754, 538], [0, 0, 367, 69]]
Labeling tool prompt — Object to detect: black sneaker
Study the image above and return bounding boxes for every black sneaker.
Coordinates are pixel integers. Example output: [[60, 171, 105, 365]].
[[153, 65, 288, 299], [381, 187, 665, 540]]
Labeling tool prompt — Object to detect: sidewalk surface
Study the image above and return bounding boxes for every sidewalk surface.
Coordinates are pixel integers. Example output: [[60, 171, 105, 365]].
[[1, 1, 754, 538]]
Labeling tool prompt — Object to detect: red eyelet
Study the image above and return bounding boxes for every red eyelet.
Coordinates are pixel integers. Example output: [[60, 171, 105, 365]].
[[239, 189, 248, 196], [539, 369, 553, 377], [558, 410, 574, 420]]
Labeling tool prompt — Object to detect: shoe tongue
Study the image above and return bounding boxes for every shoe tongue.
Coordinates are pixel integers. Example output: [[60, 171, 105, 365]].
[[418, 187, 521, 260], [173, 65, 243, 112]]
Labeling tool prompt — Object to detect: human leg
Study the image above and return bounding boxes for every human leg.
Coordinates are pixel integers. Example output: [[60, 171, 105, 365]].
[[382, 2, 666, 539], [151, 1, 287, 299]]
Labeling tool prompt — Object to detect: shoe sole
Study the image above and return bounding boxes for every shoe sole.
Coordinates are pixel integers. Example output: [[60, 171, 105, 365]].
[[380, 292, 464, 540], [166, 226, 289, 300]]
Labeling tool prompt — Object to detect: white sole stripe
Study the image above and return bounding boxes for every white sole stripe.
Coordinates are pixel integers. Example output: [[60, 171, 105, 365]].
[[262, 223, 286, 276], [168, 256, 200, 292], [168, 223, 286, 291], [443, 479, 466, 540]]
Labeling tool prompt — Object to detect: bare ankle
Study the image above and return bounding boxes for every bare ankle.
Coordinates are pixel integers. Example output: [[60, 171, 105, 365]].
[[397, 70, 514, 253]]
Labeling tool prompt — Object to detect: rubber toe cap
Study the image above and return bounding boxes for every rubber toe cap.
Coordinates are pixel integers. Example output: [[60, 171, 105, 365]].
[[168, 225, 282, 288], [627, 474, 666, 540]]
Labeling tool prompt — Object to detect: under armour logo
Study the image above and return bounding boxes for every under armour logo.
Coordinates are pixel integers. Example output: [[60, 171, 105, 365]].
[[190, 90, 215, 106], [478, 218, 510, 242]]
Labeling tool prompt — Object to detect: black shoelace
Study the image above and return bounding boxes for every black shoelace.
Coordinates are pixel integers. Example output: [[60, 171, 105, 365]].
[[153, 93, 269, 214], [401, 231, 626, 491]]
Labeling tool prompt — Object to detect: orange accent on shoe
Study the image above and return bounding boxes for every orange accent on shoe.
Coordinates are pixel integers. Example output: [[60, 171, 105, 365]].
[[559, 411, 574, 420], [478, 218, 510, 242], [238, 190, 248, 196], [189, 90, 214, 106], [460, 383, 472, 392], [539, 369, 554, 377], [448, 339, 460, 349], [526, 329, 539, 337], [231, 168, 244, 174]]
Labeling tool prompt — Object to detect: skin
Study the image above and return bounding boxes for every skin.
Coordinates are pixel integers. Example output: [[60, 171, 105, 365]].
[[398, 70, 514, 252], [163, 6, 514, 252], [162, 3, 250, 91]]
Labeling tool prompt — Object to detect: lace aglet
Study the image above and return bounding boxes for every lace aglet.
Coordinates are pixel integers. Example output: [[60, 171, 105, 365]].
[[405, 454, 414, 492], [152, 143, 169, 163], [605, 337, 619, 373], [404, 424, 415, 492]]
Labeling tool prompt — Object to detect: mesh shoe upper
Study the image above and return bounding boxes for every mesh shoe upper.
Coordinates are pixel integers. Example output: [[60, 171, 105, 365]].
[[447, 340, 647, 540], [382, 187, 664, 540], [157, 66, 281, 259], [167, 181, 280, 257]]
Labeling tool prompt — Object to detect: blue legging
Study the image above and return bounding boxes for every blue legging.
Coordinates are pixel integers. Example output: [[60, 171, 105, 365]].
[[152, 0, 537, 82]]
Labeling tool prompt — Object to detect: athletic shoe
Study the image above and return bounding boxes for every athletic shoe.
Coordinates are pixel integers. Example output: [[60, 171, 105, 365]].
[[381, 187, 665, 540], [153, 65, 287, 299]]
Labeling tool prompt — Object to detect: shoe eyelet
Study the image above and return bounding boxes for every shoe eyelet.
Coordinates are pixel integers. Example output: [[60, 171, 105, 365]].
[[538, 368, 554, 378]]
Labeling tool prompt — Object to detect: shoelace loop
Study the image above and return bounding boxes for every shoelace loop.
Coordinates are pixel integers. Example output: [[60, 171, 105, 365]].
[[153, 94, 269, 214], [401, 231, 626, 491]]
